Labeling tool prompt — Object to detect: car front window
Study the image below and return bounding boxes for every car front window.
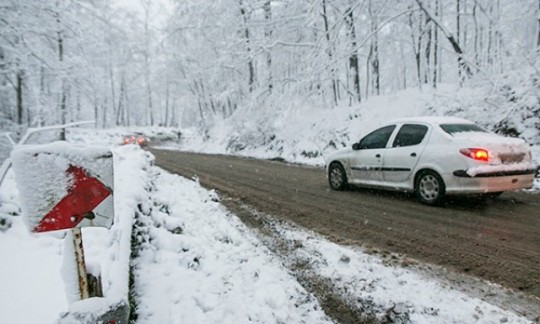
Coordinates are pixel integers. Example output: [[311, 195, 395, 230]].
[[358, 125, 396, 149]]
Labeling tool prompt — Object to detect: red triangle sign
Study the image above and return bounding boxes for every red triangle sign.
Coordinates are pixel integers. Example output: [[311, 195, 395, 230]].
[[33, 165, 112, 232]]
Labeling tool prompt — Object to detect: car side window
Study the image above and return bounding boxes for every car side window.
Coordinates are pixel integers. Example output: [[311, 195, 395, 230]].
[[392, 124, 428, 147], [359, 125, 396, 149]]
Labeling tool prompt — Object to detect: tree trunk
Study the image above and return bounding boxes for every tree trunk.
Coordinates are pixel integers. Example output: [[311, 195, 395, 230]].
[[322, 0, 338, 105], [486, 2, 493, 65], [400, 42, 407, 89], [433, 0, 439, 88], [16, 71, 23, 125], [368, 1, 380, 95], [164, 81, 170, 126], [116, 76, 125, 125], [537, 0, 540, 47], [109, 61, 116, 125], [197, 98, 207, 131], [408, 10, 423, 90], [76, 87, 81, 121], [462, 0, 468, 51], [264, 0, 272, 93], [495, 0, 503, 73], [143, 0, 154, 125], [94, 101, 99, 129], [239, 0, 255, 92], [57, 23, 67, 139], [345, 3, 361, 102], [472, 1, 479, 66], [424, 11, 432, 85], [146, 71, 153, 126], [171, 98, 177, 127], [456, 0, 462, 80]]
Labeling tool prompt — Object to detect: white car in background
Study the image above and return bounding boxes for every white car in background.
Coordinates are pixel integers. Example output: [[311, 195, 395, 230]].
[[326, 117, 537, 205]]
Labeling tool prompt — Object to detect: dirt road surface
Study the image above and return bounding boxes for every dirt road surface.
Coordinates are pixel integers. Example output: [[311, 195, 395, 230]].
[[150, 149, 540, 304]]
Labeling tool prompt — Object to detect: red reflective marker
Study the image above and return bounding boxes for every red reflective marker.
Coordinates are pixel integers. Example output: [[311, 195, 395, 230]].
[[33, 165, 111, 233]]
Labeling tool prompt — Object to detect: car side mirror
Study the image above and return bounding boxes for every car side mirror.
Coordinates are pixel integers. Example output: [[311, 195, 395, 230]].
[[352, 143, 360, 150]]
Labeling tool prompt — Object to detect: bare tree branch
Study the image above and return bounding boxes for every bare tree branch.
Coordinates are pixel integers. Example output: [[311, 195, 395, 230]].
[[414, 0, 472, 77]]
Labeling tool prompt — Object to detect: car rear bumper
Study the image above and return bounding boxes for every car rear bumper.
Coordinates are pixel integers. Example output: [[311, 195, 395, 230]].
[[445, 171, 535, 194], [452, 168, 537, 178]]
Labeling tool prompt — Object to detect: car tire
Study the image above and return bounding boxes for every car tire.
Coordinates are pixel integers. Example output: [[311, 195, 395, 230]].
[[328, 163, 348, 191], [415, 170, 445, 205]]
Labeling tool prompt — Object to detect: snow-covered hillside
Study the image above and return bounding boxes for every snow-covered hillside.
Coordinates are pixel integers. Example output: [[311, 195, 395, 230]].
[[168, 82, 539, 189]]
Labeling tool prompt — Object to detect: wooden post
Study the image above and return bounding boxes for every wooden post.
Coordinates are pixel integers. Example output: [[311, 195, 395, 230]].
[[72, 227, 90, 300]]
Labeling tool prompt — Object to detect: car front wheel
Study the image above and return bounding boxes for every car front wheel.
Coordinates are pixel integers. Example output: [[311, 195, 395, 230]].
[[328, 163, 348, 191], [415, 170, 445, 205]]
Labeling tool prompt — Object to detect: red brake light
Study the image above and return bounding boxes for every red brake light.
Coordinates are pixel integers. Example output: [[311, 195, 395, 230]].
[[460, 148, 490, 162]]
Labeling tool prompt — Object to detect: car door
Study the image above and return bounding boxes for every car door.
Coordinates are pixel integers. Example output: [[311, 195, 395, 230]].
[[350, 125, 396, 183], [382, 123, 429, 182]]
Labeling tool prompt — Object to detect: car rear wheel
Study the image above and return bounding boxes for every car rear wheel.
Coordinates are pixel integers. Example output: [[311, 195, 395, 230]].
[[328, 163, 348, 191], [415, 170, 445, 205]]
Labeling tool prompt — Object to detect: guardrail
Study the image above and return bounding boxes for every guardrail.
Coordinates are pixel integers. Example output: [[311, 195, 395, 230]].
[[0, 121, 94, 186]]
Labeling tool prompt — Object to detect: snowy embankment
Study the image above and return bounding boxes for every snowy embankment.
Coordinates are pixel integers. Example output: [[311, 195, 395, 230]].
[[0, 145, 151, 323], [172, 84, 539, 190], [131, 169, 330, 323]]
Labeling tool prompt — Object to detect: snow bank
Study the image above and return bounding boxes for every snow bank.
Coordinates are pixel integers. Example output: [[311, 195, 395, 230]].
[[275, 223, 533, 324], [132, 169, 331, 323], [60, 145, 153, 313], [0, 169, 67, 323], [0, 144, 152, 323]]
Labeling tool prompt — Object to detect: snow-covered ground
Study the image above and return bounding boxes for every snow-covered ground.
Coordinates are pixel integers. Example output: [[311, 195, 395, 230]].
[[0, 211, 66, 323]]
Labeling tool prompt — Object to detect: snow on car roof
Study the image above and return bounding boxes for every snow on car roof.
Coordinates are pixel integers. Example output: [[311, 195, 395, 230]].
[[387, 116, 474, 125]]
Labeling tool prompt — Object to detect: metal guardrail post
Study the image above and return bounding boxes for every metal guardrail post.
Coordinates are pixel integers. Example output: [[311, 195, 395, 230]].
[[72, 227, 90, 300]]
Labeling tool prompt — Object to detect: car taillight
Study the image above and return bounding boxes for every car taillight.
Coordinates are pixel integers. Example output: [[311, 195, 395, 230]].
[[460, 148, 490, 162], [123, 138, 129, 144], [137, 138, 145, 144]]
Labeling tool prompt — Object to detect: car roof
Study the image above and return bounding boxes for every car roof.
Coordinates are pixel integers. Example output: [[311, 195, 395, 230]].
[[386, 116, 474, 126]]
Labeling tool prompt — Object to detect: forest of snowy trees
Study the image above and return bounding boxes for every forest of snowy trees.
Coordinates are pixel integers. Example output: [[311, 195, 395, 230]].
[[1, 0, 539, 134]]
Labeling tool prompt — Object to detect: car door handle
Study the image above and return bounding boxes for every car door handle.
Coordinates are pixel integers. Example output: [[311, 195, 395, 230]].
[[410, 153, 417, 157], [375, 154, 381, 158]]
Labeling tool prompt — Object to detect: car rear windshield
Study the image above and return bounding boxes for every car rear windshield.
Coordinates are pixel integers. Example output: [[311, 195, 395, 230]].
[[439, 124, 486, 135]]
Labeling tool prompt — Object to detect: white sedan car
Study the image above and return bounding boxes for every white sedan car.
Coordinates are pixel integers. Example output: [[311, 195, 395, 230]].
[[326, 117, 537, 205]]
